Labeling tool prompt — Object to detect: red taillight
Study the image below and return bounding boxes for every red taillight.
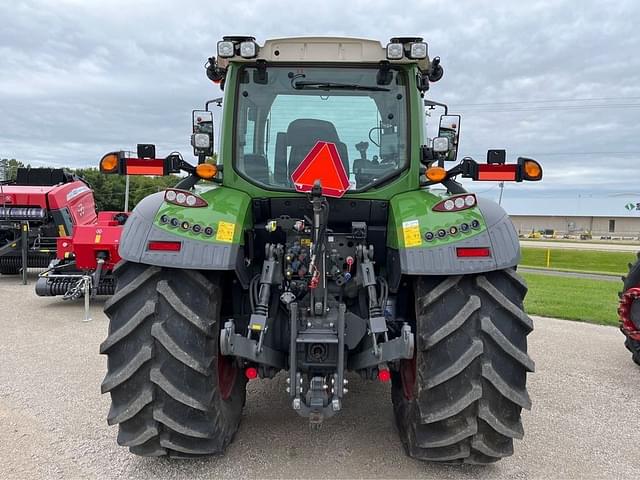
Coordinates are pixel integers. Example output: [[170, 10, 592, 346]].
[[147, 241, 181, 252], [378, 368, 391, 382], [125, 159, 166, 176], [456, 247, 491, 258], [476, 164, 517, 181], [245, 367, 258, 380]]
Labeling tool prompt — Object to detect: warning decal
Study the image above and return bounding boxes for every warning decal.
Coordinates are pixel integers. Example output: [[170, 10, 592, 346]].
[[216, 221, 236, 243], [402, 220, 422, 248]]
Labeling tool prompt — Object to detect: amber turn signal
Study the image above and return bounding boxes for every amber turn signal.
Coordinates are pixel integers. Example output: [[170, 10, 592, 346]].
[[196, 163, 218, 180], [99, 153, 120, 173], [522, 159, 542, 180], [425, 166, 447, 182]]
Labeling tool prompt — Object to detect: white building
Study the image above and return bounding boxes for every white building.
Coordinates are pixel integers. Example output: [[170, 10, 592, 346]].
[[498, 192, 640, 239]]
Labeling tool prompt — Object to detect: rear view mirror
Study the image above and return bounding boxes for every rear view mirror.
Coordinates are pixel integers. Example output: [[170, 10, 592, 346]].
[[438, 115, 461, 162], [191, 110, 214, 157]]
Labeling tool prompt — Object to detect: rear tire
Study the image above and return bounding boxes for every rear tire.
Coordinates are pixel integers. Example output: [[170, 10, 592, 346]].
[[392, 269, 534, 464], [624, 338, 640, 366], [621, 254, 640, 366], [100, 261, 247, 457]]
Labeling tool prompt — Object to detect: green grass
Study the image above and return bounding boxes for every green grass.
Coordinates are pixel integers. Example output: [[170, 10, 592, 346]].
[[522, 272, 620, 326], [521, 247, 636, 275]]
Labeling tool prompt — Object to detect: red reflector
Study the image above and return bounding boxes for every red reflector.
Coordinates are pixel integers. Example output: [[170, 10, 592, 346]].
[[245, 367, 258, 380], [477, 164, 517, 181], [147, 241, 181, 252], [456, 247, 491, 258], [126, 159, 165, 176], [290, 141, 350, 198], [378, 368, 391, 383]]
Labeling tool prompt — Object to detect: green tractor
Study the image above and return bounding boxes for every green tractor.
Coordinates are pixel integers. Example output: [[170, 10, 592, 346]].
[[99, 36, 543, 463]]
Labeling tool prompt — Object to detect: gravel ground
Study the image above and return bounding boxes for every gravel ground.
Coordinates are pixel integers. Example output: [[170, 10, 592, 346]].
[[1, 273, 639, 479]]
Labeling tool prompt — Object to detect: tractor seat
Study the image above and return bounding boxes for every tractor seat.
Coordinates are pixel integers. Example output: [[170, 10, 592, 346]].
[[274, 119, 349, 185]]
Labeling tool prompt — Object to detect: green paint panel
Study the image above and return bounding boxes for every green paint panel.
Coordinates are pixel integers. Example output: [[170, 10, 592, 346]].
[[387, 190, 486, 249], [153, 186, 252, 245]]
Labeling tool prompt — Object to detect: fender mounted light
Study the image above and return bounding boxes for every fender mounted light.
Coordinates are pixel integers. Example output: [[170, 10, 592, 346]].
[[147, 241, 181, 252], [164, 188, 208, 207], [432, 194, 477, 212], [456, 247, 491, 258]]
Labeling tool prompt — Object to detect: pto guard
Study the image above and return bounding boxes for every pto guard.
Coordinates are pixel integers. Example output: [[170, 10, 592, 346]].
[[388, 193, 521, 280], [117, 191, 251, 286]]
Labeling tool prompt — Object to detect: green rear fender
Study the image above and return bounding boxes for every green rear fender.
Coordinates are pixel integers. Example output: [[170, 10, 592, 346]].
[[386, 190, 521, 282], [117, 186, 252, 285]]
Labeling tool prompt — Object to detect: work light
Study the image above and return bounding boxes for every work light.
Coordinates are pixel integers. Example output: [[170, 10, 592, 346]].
[[386, 43, 404, 60], [192, 133, 210, 149], [239, 41, 257, 58], [217, 41, 235, 58], [409, 42, 428, 59], [432, 136, 449, 153]]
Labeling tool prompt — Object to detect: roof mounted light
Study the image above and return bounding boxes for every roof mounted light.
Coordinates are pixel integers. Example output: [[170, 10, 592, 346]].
[[217, 41, 235, 58], [239, 41, 257, 58], [409, 42, 428, 59], [386, 43, 404, 60]]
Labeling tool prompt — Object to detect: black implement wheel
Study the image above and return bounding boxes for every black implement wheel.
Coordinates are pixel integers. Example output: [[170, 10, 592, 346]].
[[621, 254, 640, 366], [0, 255, 20, 275], [100, 262, 247, 457], [392, 269, 534, 464], [0, 265, 20, 275]]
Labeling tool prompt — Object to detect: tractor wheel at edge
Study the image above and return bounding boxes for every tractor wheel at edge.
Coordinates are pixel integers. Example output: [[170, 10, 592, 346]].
[[621, 254, 640, 366], [100, 261, 247, 457], [392, 268, 534, 464]]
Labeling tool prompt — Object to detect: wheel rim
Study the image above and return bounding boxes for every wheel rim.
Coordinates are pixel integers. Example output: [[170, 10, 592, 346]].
[[217, 351, 238, 401], [400, 354, 416, 400]]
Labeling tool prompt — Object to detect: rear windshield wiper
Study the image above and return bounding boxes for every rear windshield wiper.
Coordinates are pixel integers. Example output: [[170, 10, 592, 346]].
[[292, 80, 390, 92]]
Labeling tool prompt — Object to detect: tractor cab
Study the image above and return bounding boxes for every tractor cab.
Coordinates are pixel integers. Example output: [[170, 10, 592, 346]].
[[208, 36, 443, 197]]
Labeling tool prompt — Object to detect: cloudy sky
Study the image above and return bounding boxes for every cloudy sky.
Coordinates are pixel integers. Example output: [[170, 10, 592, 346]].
[[1, 0, 639, 215]]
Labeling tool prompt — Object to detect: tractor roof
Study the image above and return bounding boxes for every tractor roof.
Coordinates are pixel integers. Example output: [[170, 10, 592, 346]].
[[218, 36, 431, 70]]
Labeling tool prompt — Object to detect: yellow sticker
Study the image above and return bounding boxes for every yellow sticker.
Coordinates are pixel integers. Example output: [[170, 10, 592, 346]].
[[58, 224, 67, 237], [402, 220, 422, 247], [216, 221, 236, 243], [94, 234, 102, 244], [300, 238, 311, 247]]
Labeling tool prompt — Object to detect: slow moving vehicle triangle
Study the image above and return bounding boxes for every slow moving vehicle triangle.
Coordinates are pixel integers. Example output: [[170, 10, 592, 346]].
[[291, 141, 350, 198]]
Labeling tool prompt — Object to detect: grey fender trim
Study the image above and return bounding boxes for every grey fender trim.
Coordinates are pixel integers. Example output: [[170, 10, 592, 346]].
[[118, 192, 241, 272], [398, 198, 520, 276]]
